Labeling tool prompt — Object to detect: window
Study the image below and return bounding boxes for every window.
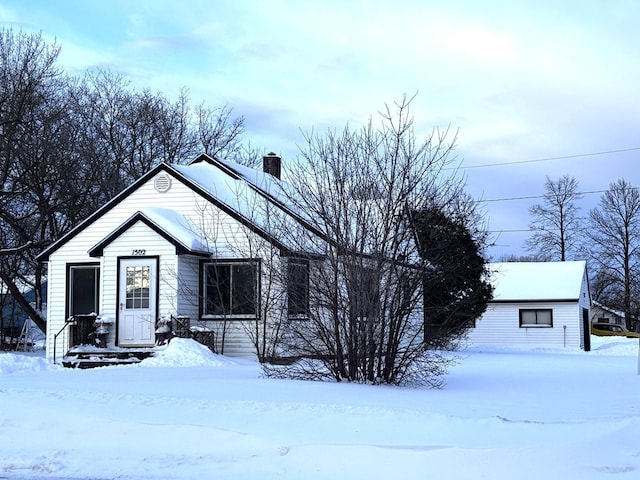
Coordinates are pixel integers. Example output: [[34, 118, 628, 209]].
[[348, 263, 379, 321], [287, 259, 309, 317], [203, 261, 259, 318], [519, 308, 553, 327], [68, 264, 100, 316], [125, 265, 150, 309]]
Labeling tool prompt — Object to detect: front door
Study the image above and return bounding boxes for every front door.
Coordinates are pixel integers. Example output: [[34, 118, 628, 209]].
[[118, 258, 157, 347]]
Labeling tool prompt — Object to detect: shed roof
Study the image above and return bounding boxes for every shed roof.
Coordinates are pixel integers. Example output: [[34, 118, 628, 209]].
[[488, 261, 587, 302]]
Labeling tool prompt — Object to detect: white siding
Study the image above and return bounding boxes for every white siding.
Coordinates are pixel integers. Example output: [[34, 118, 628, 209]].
[[204, 320, 258, 359], [467, 301, 583, 349], [175, 255, 201, 321], [44, 258, 73, 361], [464, 263, 591, 351]]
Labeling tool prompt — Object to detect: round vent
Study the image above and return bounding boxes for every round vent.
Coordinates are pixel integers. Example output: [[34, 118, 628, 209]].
[[154, 173, 172, 193]]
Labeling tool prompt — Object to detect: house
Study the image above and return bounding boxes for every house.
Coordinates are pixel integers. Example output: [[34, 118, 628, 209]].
[[466, 261, 592, 351], [590, 301, 624, 326], [1, 279, 47, 348], [37, 153, 326, 363]]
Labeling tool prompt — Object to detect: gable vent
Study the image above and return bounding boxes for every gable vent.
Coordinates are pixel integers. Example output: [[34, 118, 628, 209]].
[[154, 173, 172, 193]]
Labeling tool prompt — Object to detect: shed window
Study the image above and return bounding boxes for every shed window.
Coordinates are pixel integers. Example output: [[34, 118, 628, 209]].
[[519, 308, 553, 327], [203, 261, 259, 318]]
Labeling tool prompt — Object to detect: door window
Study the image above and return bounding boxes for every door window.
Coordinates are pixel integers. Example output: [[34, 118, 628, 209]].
[[125, 265, 150, 309]]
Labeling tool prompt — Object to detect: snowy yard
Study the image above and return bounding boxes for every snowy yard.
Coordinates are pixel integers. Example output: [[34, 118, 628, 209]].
[[1, 337, 640, 480]]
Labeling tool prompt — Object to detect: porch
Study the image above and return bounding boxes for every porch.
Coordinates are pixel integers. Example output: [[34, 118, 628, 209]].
[[58, 314, 216, 368], [62, 346, 157, 368]]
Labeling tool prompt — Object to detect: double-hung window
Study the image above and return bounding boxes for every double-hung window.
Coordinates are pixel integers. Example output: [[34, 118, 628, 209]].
[[519, 308, 553, 327], [348, 263, 379, 321], [203, 261, 259, 318], [287, 259, 309, 318]]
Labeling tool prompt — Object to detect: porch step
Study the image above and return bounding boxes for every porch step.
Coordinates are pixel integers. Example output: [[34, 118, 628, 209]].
[[62, 348, 156, 369]]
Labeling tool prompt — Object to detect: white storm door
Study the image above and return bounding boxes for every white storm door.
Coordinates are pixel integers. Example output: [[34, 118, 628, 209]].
[[118, 258, 157, 346]]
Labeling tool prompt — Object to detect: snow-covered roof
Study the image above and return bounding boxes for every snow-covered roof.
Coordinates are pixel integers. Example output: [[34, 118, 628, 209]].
[[37, 154, 328, 261], [137, 207, 209, 253], [89, 208, 210, 257], [170, 156, 327, 254], [488, 261, 587, 302], [591, 301, 624, 317]]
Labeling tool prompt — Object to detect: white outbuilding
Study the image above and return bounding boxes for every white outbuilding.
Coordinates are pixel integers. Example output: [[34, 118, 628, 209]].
[[466, 261, 591, 351]]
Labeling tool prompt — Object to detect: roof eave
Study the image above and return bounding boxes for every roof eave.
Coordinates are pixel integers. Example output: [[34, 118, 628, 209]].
[[88, 212, 211, 258]]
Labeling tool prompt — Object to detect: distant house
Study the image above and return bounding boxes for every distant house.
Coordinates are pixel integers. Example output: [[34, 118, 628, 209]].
[[1, 279, 47, 344], [466, 261, 592, 351], [590, 301, 624, 326]]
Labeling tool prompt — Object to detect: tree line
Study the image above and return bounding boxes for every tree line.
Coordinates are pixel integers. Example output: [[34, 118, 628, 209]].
[[521, 175, 640, 331]]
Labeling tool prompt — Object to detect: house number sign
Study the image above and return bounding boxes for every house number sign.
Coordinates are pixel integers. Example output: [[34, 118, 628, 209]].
[[131, 249, 146, 256]]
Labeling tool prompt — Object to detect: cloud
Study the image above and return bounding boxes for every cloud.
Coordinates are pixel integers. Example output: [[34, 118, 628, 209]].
[[4, 0, 640, 258]]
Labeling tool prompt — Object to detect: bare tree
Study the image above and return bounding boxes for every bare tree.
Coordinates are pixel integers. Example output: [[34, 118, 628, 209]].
[[1, 30, 252, 336], [70, 70, 200, 202], [195, 102, 245, 160], [264, 95, 491, 386], [525, 175, 583, 261], [0, 28, 68, 332], [588, 179, 640, 331]]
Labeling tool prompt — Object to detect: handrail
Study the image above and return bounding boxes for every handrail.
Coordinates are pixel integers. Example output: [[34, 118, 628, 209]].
[[53, 317, 76, 364]]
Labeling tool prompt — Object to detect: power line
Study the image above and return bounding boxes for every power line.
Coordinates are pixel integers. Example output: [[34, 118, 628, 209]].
[[476, 187, 640, 204], [449, 147, 640, 242], [458, 147, 640, 170]]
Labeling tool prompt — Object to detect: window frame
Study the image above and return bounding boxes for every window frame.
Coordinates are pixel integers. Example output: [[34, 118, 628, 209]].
[[519, 308, 553, 328], [287, 258, 310, 319], [347, 262, 380, 322], [200, 259, 260, 320], [66, 263, 100, 318]]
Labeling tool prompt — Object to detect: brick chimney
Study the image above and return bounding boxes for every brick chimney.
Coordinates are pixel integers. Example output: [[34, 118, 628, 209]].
[[263, 152, 281, 179]]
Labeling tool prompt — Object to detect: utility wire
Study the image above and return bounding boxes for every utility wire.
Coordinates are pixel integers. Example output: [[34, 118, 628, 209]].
[[457, 147, 640, 170], [449, 146, 639, 238], [476, 186, 640, 204]]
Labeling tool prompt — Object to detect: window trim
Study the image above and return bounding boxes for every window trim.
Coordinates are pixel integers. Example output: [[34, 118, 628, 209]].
[[65, 263, 100, 319], [200, 259, 260, 320], [347, 262, 380, 322], [287, 258, 310, 319], [519, 308, 553, 328]]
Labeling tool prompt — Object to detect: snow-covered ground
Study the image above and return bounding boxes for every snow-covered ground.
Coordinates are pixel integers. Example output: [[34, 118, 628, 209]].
[[1, 337, 640, 480]]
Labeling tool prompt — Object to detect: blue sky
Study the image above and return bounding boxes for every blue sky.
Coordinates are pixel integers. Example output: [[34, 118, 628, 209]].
[[3, 0, 639, 259]]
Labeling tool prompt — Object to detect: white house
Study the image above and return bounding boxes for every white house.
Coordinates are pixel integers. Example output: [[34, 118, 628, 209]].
[[466, 261, 592, 351], [590, 301, 625, 326], [38, 153, 326, 363]]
